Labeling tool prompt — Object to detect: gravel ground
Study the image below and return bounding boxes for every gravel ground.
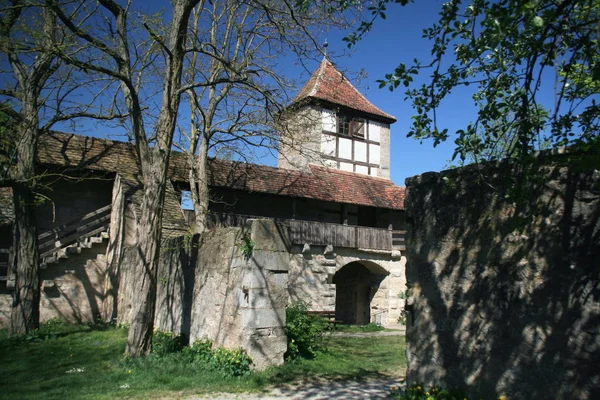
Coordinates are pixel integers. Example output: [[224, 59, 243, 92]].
[[190, 375, 406, 399]]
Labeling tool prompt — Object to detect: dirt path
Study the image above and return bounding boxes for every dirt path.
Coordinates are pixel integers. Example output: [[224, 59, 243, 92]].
[[190, 375, 406, 399]]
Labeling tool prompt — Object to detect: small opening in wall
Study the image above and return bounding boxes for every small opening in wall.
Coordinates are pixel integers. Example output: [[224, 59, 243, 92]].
[[181, 190, 194, 210]]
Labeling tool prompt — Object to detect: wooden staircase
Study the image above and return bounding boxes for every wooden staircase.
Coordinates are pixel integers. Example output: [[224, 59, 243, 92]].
[[0, 204, 112, 289]]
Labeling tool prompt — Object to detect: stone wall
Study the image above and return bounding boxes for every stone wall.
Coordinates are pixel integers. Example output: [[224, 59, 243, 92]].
[[404, 156, 600, 399], [155, 234, 198, 338], [116, 219, 290, 370], [277, 105, 322, 171], [39, 242, 109, 324], [288, 245, 406, 325], [378, 124, 391, 179], [189, 220, 289, 370], [0, 241, 109, 328]]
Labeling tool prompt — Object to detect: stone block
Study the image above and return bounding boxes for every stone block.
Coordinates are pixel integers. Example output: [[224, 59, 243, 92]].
[[249, 219, 290, 252], [243, 328, 287, 370], [240, 307, 286, 329], [250, 249, 289, 272]]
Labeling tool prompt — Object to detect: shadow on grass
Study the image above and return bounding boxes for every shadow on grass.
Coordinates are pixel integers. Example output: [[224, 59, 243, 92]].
[[0, 324, 406, 400]]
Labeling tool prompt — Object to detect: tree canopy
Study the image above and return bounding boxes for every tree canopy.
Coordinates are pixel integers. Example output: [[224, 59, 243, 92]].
[[363, 0, 600, 163]]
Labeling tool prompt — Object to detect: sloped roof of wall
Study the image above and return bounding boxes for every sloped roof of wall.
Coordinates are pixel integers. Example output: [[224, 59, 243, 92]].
[[291, 58, 397, 123], [37, 132, 405, 210]]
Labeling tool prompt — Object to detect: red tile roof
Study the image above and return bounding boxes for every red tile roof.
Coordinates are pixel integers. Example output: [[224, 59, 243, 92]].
[[291, 58, 396, 123], [37, 132, 405, 210]]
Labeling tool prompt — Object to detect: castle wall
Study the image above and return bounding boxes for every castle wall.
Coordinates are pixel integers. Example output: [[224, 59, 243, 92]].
[[404, 156, 600, 399], [189, 220, 289, 369], [288, 245, 406, 326], [39, 241, 108, 324]]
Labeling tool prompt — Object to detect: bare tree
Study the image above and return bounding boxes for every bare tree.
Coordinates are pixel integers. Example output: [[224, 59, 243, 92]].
[[0, 0, 57, 335], [0, 0, 123, 335], [179, 0, 352, 233], [47, 0, 359, 355], [48, 0, 200, 356]]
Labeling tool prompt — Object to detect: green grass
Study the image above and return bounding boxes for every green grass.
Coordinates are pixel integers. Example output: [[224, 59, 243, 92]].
[[267, 335, 407, 383], [332, 323, 388, 333], [0, 323, 406, 400]]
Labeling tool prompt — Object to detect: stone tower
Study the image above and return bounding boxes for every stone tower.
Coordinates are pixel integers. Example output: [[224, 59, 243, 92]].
[[278, 58, 396, 178]]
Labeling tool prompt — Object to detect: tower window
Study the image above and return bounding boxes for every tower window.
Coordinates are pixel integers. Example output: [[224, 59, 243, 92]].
[[337, 114, 365, 138]]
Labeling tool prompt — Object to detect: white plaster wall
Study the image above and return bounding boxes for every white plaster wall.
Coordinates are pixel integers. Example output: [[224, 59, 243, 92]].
[[321, 133, 336, 157], [355, 141, 367, 163], [322, 109, 336, 132], [378, 124, 391, 179], [369, 120, 382, 142]]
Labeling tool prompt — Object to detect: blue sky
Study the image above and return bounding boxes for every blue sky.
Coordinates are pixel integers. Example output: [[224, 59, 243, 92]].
[[314, 0, 474, 186], [52, 0, 474, 187]]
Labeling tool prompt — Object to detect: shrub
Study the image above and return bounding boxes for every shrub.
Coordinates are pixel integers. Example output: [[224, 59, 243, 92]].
[[152, 330, 185, 356], [212, 346, 253, 376], [285, 301, 329, 360], [183, 338, 213, 363], [392, 383, 469, 400], [183, 338, 252, 376]]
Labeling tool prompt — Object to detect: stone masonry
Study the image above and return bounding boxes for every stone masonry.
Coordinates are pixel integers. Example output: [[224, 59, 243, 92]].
[[288, 245, 406, 325], [404, 154, 600, 399]]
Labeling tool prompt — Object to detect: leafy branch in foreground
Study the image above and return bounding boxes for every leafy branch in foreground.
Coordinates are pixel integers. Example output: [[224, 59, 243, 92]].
[[369, 0, 600, 163]]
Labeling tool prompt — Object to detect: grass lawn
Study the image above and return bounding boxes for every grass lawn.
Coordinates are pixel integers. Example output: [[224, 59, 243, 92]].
[[0, 324, 406, 400], [331, 323, 389, 333]]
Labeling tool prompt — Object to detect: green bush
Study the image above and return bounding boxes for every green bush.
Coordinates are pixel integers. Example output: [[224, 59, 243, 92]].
[[285, 301, 329, 360], [183, 337, 213, 363], [152, 330, 185, 356], [392, 383, 469, 400], [183, 338, 252, 376], [211, 346, 253, 376]]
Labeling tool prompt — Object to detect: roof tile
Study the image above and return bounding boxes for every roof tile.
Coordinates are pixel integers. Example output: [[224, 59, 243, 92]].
[[37, 132, 405, 210], [292, 58, 396, 123]]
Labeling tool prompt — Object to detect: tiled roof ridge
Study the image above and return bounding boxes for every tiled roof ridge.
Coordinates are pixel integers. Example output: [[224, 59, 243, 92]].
[[37, 131, 406, 210], [322, 60, 395, 121], [305, 58, 327, 98], [292, 58, 396, 122]]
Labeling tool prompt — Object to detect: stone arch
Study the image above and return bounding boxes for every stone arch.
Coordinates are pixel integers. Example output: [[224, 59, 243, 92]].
[[332, 260, 389, 325]]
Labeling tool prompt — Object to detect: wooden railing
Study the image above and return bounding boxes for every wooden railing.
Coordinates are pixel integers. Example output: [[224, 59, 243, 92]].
[[184, 210, 403, 252], [38, 204, 112, 258], [287, 220, 393, 250]]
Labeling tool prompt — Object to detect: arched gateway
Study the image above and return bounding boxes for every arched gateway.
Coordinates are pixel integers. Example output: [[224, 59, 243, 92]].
[[332, 261, 389, 325]]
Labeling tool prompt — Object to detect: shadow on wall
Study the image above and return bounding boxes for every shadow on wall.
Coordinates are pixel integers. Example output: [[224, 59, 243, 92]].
[[405, 155, 600, 399], [39, 242, 109, 324], [153, 220, 289, 370]]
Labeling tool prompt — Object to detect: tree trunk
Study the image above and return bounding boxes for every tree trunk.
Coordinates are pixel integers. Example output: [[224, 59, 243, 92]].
[[124, 164, 166, 356], [10, 121, 40, 336], [191, 136, 209, 234]]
